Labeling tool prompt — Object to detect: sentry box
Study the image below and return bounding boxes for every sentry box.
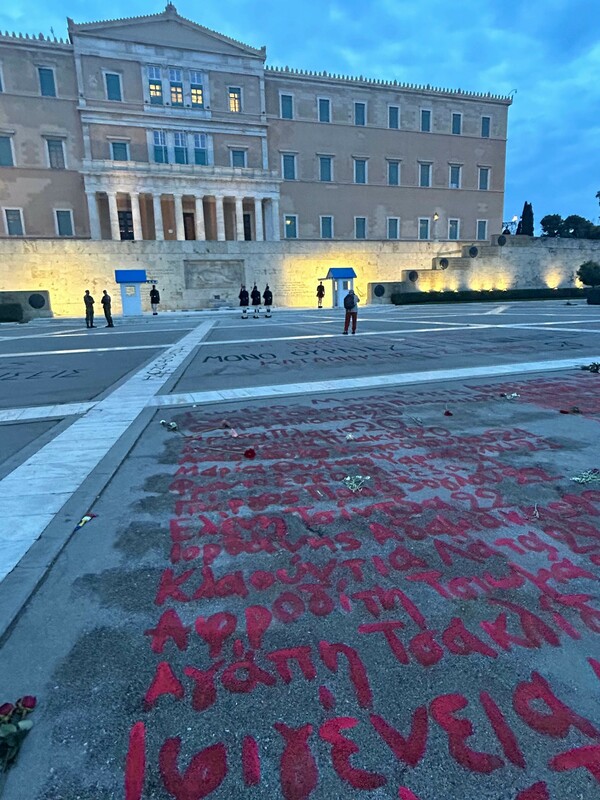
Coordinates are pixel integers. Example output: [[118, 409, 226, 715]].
[[114, 270, 157, 316]]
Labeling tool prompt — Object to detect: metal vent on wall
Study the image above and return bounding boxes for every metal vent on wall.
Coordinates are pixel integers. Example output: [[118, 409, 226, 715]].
[[469, 246, 479, 258], [497, 235, 507, 246]]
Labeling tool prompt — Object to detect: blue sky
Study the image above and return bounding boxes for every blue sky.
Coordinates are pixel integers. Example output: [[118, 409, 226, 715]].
[[2, 0, 599, 228]]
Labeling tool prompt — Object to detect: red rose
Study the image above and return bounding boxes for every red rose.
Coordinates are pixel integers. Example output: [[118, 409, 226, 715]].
[[0, 702, 15, 721], [244, 448, 256, 460], [16, 696, 37, 713]]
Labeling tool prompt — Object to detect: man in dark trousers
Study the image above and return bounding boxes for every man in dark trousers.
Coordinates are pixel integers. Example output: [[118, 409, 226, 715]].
[[316, 281, 325, 308], [84, 289, 95, 328], [263, 284, 273, 318], [101, 290, 114, 327], [251, 283, 261, 318], [239, 284, 249, 319], [150, 284, 160, 315], [343, 289, 359, 334]]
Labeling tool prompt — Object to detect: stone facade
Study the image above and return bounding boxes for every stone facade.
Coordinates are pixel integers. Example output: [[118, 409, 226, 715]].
[[0, 4, 511, 245]]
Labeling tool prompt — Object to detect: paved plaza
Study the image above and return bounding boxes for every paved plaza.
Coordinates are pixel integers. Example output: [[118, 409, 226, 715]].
[[1, 301, 600, 799]]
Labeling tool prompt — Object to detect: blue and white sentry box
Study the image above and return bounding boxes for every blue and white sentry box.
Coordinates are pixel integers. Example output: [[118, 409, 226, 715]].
[[325, 267, 357, 308], [114, 269, 151, 316]]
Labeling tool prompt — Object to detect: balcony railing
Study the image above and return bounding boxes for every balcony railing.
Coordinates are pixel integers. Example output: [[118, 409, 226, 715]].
[[82, 159, 279, 181]]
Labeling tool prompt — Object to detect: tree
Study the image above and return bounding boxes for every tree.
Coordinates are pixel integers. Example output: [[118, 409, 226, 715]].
[[540, 214, 562, 237], [576, 261, 600, 288], [561, 215, 594, 238], [521, 201, 534, 236]]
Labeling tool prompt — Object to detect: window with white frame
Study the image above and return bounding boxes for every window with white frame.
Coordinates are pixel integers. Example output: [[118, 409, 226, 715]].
[[46, 138, 65, 169], [280, 94, 293, 120], [418, 217, 430, 240], [174, 132, 188, 164], [478, 166, 490, 190], [282, 153, 296, 180], [318, 97, 330, 123], [355, 216, 367, 239], [451, 113, 462, 135], [449, 164, 461, 189], [110, 141, 129, 161], [354, 102, 366, 126], [153, 130, 168, 163], [388, 105, 399, 129], [354, 158, 367, 184], [420, 109, 431, 132], [228, 87, 242, 113], [170, 69, 183, 106], [148, 66, 163, 105], [105, 72, 122, 102], [4, 208, 24, 236], [148, 65, 161, 80], [320, 215, 333, 239], [387, 217, 400, 239], [481, 116, 491, 138], [0, 135, 14, 167], [284, 214, 297, 239], [477, 219, 488, 240], [55, 209, 74, 236], [448, 218, 460, 240], [193, 133, 207, 165], [419, 162, 431, 188], [231, 149, 246, 168], [189, 71, 204, 107], [387, 160, 400, 186], [319, 155, 332, 182], [169, 68, 182, 82], [38, 67, 56, 97]]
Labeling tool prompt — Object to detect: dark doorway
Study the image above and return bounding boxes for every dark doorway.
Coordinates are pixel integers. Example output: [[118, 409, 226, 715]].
[[243, 213, 252, 241], [118, 210, 134, 240], [183, 212, 195, 240]]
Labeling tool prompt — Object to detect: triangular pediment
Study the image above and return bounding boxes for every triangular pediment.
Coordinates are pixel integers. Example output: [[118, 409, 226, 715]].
[[68, 5, 265, 58]]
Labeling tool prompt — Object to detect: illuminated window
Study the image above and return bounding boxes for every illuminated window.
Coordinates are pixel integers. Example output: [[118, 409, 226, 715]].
[[448, 218, 460, 240], [174, 132, 188, 164], [170, 82, 183, 106], [149, 80, 163, 105], [320, 216, 333, 239], [193, 133, 207, 165], [229, 87, 242, 112], [153, 130, 168, 163], [191, 84, 204, 107], [284, 215, 297, 239]]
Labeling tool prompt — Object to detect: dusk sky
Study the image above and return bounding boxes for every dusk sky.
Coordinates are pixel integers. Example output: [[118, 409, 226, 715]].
[[3, 0, 598, 231]]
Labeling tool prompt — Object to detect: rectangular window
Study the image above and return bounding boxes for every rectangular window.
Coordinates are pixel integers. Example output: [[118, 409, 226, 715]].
[[481, 116, 491, 138], [174, 132, 188, 164], [0, 67, 3, 93], [355, 216, 367, 239], [148, 65, 161, 80], [229, 87, 242, 113], [4, 209, 24, 236], [38, 67, 56, 97], [387, 217, 400, 240], [448, 218, 460, 240], [46, 138, 65, 169], [153, 130, 168, 163], [0, 136, 14, 167], [320, 215, 333, 239], [418, 218, 430, 240], [170, 82, 184, 106], [318, 97, 330, 123], [354, 102, 366, 126], [231, 149, 246, 168], [193, 133, 207, 165], [420, 109, 431, 132], [189, 70, 202, 84], [419, 162, 431, 188], [280, 94, 293, 120], [282, 153, 296, 180], [319, 156, 332, 182], [387, 160, 400, 186], [55, 209, 74, 237], [169, 68, 182, 82], [477, 219, 488, 240], [111, 141, 129, 161], [451, 112, 462, 135], [449, 164, 461, 189], [149, 80, 163, 105], [354, 158, 367, 184], [191, 84, 204, 107], [479, 167, 490, 190], [105, 72, 122, 101], [388, 105, 399, 129], [284, 215, 297, 239]]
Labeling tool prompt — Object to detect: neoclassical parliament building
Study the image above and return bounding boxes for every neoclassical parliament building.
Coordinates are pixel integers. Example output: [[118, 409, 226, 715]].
[[0, 4, 511, 244]]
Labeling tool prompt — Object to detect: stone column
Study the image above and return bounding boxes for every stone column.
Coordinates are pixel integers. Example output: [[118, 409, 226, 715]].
[[85, 191, 101, 240], [130, 192, 143, 241], [235, 197, 245, 241], [106, 191, 120, 241], [271, 197, 281, 241], [215, 195, 226, 241], [173, 193, 185, 241], [254, 197, 264, 242], [194, 196, 206, 241], [152, 194, 164, 241]]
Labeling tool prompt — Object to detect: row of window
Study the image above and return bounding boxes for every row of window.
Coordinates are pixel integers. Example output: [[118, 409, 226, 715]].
[[0, 134, 67, 168], [0, 65, 59, 98], [2, 207, 74, 236], [283, 215, 489, 242]]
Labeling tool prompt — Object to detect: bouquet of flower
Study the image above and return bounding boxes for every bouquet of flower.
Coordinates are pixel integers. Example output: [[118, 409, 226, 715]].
[[0, 697, 36, 794]]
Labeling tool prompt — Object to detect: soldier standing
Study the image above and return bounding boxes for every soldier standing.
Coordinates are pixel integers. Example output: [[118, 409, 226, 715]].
[[101, 290, 114, 328], [239, 284, 249, 319], [150, 284, 161, 315], [83, 290, 95, 329], [263, 284, 273, 318], [316, 281, 325, 308], [251, 283, 261, 318]]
